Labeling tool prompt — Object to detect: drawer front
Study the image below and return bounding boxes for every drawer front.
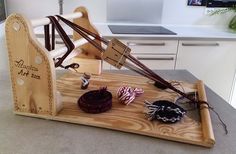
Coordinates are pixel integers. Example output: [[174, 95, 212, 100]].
[[110, 55, 176, 70], [121, 40, 178, 54], [134, 55, 176, 70]]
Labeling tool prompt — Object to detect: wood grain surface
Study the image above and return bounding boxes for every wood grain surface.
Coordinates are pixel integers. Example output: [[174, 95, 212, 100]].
[[73, 6, 102, 59], [56, 72, 215, 147], [5, 14, 58, 115]]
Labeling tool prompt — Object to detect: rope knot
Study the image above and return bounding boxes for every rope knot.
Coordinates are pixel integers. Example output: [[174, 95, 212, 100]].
[[117, 86, 144, 105]]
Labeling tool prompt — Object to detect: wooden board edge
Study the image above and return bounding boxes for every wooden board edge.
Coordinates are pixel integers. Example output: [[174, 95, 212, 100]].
[[197, 80, 216, 147], [13, 111, 213, 148]]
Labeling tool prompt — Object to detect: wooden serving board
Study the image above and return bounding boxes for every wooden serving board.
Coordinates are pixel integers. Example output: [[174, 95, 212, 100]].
[[55, 72, 215, 148]]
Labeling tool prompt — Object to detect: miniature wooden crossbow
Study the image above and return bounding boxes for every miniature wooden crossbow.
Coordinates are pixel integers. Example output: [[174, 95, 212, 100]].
[[5, 11, 220, 145]]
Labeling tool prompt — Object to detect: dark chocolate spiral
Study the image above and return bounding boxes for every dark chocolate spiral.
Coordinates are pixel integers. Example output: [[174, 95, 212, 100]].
[[78, 88, 112, 114]]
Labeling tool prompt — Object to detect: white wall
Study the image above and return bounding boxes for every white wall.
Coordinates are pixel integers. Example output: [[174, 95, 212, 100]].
[[7, 0, 232, 26], [6, 0, 107, 23], [6, 0, 59, 19], [63, 0, 107, 23], [0, 23, 7, 71], [5, 0, 234, 26], [162, 0, 234, 27]]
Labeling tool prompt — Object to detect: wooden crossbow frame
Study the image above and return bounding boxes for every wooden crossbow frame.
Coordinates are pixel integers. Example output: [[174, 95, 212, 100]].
[[5, 7, 102, 116]]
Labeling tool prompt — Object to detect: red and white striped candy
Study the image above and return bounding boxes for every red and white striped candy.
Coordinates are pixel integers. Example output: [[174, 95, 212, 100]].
[[117, 86, 144, 105]]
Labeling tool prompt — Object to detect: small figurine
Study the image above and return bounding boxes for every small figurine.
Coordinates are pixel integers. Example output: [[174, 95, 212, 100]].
[[81, 73, 91, 89]]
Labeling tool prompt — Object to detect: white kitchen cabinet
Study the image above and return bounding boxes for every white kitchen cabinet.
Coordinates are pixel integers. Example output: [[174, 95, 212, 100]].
[[176, 40, 236, 103]]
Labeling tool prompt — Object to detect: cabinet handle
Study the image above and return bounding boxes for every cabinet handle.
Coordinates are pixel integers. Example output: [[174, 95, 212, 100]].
[[182, 43, 219, 47], [127, 42, 166, 46], [136, 57, 174, 61]]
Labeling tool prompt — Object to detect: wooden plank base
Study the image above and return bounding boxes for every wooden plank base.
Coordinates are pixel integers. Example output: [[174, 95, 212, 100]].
[[53, 72, 215, 148], [13, 72, 215, 148]]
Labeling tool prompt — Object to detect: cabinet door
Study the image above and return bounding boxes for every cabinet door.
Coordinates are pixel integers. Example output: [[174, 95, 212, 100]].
[[176, 40, 236, 103]]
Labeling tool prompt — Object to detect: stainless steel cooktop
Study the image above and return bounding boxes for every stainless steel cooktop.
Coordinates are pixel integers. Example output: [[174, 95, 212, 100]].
[[108, 25, 177, 35]]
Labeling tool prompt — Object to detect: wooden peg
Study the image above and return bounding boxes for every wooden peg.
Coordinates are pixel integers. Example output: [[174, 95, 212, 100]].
[[197, 80, 215, 146]]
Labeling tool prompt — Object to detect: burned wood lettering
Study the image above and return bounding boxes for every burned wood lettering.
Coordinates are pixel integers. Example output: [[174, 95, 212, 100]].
[[31, 73, 40, 79], [18, 69, 29, 77], [14, 59, 38, 71], [14, 59, 41, 80]]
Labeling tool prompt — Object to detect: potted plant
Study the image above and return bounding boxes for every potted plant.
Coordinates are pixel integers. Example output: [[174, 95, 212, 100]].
[[210, 7, 236, 31]]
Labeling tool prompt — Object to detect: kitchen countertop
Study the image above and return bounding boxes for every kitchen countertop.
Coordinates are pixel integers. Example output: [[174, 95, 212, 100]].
[[94, 23, 236, 40], [1, 70, 236, 154], [34, 23, 236, 41]]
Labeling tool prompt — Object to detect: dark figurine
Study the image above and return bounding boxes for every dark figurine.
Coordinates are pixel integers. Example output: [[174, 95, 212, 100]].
[[81, 73, 91, 89]]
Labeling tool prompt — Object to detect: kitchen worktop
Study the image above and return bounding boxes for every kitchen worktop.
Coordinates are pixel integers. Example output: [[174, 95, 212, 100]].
[[94, 23, 236, 40], [1, 70, 236, 154], [34, 22, 236, 41]]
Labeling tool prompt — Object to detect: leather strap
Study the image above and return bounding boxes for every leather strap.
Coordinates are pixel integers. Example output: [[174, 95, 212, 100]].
[[47, 16, 75, 67], [128, 54, 198, 104], [56, 15, 104, 52], [44, 24, 50, 51], [51, 23, 55, 50], [44, 24, 55, 51], [56, 15, 108, 45]]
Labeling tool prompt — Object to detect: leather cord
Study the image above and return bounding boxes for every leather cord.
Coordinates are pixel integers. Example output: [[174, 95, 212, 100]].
[[44, 24, 50, 51], [44, 24, 55, 51], [47, 16, 75, 67], [51, 23, 55, 50], [56, 15, 104, 51], [56, 15, 108, 45]]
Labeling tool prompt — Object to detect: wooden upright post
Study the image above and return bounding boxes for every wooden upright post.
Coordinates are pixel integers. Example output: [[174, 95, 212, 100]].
[[5, 14, 60, 116]]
